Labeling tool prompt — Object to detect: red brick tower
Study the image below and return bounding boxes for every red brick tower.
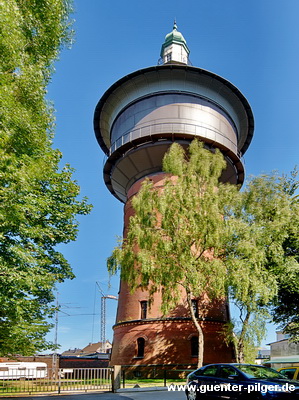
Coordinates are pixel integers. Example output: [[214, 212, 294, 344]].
[[93, 23, 254, 367]]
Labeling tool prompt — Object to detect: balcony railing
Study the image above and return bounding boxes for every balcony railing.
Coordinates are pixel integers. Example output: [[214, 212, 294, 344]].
[[108, 122, 241, 160]]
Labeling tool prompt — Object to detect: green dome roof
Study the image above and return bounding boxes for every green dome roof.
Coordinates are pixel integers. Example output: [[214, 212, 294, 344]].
[[160, 22, 190, 57]]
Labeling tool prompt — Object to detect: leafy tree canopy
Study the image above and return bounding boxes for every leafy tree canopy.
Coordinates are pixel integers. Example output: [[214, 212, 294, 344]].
[[109, 141, 238, 310], [0, 0, 91, 355], [270, 170, 299, 340], [108, 140, 239, 366], [225, 172, 299, 361], [108, 140, 299, 365]]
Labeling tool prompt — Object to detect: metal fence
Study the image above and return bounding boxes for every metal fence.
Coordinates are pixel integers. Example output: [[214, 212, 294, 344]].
[[120, 365, 194, 389], [0, 368, 113, 395]]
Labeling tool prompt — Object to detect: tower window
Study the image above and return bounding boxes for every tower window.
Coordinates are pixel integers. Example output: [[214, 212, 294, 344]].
[[191, 299, 199, 318], [140, 301, 148, 319], [191, 336, 199, 357], [137, 337, 145, 358], [166, 52, 172, 62]]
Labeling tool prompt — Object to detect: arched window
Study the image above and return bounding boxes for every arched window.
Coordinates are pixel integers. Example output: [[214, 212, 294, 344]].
[[191, 336, 198, 357], [140, 301, 148, 319], [137, 337, 145, 358]]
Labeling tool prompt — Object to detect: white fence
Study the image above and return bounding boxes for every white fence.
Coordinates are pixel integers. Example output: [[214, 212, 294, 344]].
[[0, 367, 113, 394]]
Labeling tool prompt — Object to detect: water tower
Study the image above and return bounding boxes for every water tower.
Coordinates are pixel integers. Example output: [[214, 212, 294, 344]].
[[94, 23, 254, 366]]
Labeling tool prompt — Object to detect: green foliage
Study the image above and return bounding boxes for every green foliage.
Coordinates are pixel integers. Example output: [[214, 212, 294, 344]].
[[240, 341, 258, 364], [0, 0, 91, 355], [270, 169, 299, 340], [108, 140, 238, 366], [225, 172, 299, 361], [108, 139, 299, 364], [109, 141, 237, 313]]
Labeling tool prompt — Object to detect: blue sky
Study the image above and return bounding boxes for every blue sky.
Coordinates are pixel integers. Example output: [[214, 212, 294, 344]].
[[47, 0, 299, 352]]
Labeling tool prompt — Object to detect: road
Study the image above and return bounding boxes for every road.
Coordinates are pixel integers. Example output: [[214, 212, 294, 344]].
[[1, 389, 185, 400]]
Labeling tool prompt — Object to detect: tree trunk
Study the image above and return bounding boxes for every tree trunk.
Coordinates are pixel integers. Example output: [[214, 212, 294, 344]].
[[186, 290, 204, 368], [237, 310, 251, 363]]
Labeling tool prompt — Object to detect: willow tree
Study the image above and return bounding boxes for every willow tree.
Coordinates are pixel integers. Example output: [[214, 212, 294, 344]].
[[0, 0, 91, 355], [109, 139, 299, 365], [108, 140, 238, 367]]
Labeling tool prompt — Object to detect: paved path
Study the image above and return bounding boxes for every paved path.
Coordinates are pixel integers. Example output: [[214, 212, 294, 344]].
[[1, 389, 184, 400]]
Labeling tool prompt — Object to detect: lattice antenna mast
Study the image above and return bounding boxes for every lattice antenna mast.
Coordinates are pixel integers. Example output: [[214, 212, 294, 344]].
[[96, 282, 117, 352]]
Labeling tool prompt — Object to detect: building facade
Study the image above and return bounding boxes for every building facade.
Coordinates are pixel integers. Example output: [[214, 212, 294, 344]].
[[266, 331, 299, 369], [94, 23, 254, 366]]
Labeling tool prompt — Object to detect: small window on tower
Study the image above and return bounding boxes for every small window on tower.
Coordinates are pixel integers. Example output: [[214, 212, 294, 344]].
[[166, 52, 172, 62], [191, 336, 199, 357], [191, 299, 199, 318], [140, 301, 148, 319], [137, 337, 145, 358]]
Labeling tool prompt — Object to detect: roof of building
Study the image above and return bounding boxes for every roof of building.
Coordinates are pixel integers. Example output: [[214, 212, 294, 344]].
[[81, 341, 112, 354], [61, 341, 112, 357], [264, 356, 299, 364], [61, 348, 83, 356], [266, 338, 289, 346]]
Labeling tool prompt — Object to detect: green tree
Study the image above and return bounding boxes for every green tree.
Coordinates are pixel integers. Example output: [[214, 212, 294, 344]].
[[270, 170, 299, 340], [0, 0, 91, 355], [108, 141, 238, 367], [108, 139, 299, 366], [225, 173, 299, 362]]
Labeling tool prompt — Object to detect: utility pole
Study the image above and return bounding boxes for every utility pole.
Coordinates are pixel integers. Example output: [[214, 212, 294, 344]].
[[101, 295, 106, 352], [52, 292, 59, 373], [101, 295, 118, 352]]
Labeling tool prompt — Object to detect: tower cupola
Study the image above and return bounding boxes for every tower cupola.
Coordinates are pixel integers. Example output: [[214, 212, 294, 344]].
[[160, 22, 190, 65]]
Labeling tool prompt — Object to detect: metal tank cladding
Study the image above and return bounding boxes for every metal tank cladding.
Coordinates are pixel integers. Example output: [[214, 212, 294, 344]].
[[94, 64, 254, 203]]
